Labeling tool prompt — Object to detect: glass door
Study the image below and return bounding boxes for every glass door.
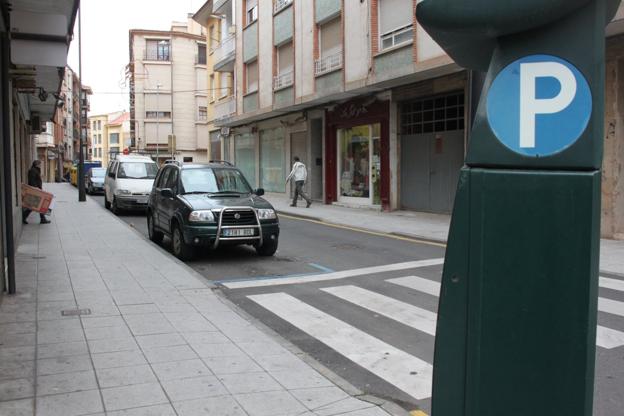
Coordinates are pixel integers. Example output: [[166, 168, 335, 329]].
[[337, 124, 380, 206]]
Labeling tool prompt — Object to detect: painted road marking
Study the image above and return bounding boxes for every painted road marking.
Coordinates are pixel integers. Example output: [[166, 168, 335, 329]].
[[248, 292, 433, 400], [386, 276, 441, 297], [600, 276, 624, 293], [222, 258, 445, 289], [388, 275, 624, 350], [321, 285, 437, 336]]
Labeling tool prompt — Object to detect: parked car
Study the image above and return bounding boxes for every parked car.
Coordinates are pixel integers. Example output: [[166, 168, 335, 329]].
[[70, 161, 102, 186], [86, 167, 106, 195], [147, 162, 279, 260], [104, 154, 158, 215]]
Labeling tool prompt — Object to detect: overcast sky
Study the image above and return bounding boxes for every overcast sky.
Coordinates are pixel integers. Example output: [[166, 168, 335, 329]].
[[68, 0, 203, 116]]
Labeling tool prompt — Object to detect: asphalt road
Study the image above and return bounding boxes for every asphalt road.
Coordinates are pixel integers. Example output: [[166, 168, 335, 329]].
[[91, 194, 624, 415]]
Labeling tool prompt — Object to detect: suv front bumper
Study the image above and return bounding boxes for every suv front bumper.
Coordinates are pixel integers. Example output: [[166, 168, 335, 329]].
[[182, 222, 279, 247]]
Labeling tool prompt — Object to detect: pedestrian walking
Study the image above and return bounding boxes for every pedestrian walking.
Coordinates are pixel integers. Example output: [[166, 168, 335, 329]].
[[22, 160, 51, 224], [285, 156, 312, 208]]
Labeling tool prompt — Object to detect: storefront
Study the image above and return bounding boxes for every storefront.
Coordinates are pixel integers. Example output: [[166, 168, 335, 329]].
[[325, 99, 390, 210]]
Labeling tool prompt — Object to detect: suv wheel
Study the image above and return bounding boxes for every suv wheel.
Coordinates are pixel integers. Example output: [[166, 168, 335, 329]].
[[172, 224, 194, 260], [111, 198, 120, 215], [147, 213, 163, 244], [256, 236, 278, 256]]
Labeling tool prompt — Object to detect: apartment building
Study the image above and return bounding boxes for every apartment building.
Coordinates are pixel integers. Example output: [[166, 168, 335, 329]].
[[192, 0, 624, 239], [90, 114, 109, 164], [128, 16, 209, 164]]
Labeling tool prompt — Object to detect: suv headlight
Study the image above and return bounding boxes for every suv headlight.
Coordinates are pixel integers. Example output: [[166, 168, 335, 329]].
[[257, 208, 277, 220], [189, 210, 215, 223], [115, 189, 131, 195]]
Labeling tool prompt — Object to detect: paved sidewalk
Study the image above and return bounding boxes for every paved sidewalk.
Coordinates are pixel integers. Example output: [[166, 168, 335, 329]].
[[265, 193, 624, 275], [0, 183, 400, 416]]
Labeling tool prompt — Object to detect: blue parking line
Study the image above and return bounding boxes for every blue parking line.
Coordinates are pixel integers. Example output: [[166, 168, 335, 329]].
[[213, 263, 335, 286], [308, 263, 335, 273]]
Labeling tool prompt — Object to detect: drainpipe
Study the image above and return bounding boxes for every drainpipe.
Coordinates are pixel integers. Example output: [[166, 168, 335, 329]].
[[2, 33, 16, 294]]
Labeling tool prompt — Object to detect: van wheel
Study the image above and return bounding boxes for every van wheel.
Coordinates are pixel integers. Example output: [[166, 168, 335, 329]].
[[104, 196, 111, 210], [148, 213, 163, 244], [111, 198, 120, 215], [172, 224, 194, 261], [256, 237, 278, 256]]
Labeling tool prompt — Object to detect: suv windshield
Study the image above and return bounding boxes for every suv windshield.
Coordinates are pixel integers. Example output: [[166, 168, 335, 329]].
[[117, 162, 158, 179], [181, 168, 252, 194], [90, 168, 106, 178]]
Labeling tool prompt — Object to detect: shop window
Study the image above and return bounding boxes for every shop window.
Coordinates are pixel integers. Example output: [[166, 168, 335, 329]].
[[234, 133, 256, 186], [260, 128, 285, 192], [400, 92, 465, 135], [378, 0, 413, 50]]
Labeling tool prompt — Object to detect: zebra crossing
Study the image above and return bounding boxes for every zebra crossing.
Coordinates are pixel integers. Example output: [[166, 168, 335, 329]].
[[230, 260, 624, 404]]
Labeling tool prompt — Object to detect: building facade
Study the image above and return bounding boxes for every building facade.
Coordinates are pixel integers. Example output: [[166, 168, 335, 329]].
[[89, 111, 131, 166], [90, 114, 109, 164], [128, 16, 210, 164], [192, 0, 624, 239]]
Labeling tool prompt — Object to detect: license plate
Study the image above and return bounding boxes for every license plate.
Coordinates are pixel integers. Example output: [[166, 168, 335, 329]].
[[223, 228, 255, 237]]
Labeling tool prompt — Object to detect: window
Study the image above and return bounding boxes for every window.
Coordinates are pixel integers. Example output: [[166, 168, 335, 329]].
[[198, 106, 207, 121], [99, 134, 102, 144], [183, 157, 193, 163], [146, 39, 170, 61], [156, 167, 171, 188], [246, 60, 259, 94], [400, 92, 465, 135], [197, 44, 207, 65], [109, 133, 120, 145], [234, 133, 256, 186], [146, 111, 172, 119], [274, 42, 294, 90], [181, 168, 253, 194], [209, 26, 215, 51], [117, 162, 159, 179], [97, 120, 101, 130], [220, 73, 231, 98], [210, 74, 216, 102], [165, 168, 179, 193], [378, 0, 413, 50], [315, 18, 343, 75], [92, 121, 96, 130], [246, 0, 258, 25]]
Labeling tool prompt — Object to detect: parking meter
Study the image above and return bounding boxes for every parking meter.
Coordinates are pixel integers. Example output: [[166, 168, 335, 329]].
[[415, 1, 621, 415]]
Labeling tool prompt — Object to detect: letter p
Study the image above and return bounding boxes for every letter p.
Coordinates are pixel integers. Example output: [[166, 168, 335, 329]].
[[519, 62, 577, 148]]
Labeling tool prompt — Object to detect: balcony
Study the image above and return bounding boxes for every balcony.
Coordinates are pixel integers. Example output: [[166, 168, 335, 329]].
[[274, 0, 293, 14], [214, 96, 236, 122], [315, 51, 342, 76], [35, 133, 54, 147], [213, 34, 235, 72], [273, 70, 293, 91], [143, 50, 170, 62]]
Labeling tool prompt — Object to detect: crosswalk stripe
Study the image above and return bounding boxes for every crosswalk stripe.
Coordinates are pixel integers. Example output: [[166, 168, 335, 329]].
[[223, 258, 445, 289], [388, 275, 624, 349], [600, 276, 624, 293], [321, 285, 437, 336], [248, 292, 433, 400]]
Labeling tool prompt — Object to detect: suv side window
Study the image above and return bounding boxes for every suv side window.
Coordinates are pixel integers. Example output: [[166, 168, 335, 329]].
[[158, 167, 171, 189], [166, 168, 179, 195]]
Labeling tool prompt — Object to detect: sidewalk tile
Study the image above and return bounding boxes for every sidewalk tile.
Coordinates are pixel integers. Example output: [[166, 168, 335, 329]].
[[234, 390, 307, 416], [181, 331, 230, 346], [35, 389, 103, 416], [95, 364, 157, 388], [218, 372, 282, 394], [269, 369, 334, 390], [92, 350, 147, 369], [236, 342, 291, 358], [107, 404, 177, 416], [37, 341, 88, 359], [37, 327, 85, 345], [118, 304, 159, 315], [290, 386, 351, 410], [190, 342, 245, 359], [202, 355, 263, 376], [135, 333, 186, 349], [0, 322, 36, 335], [142, 345, 198, 364], [173, 396, 247, 416], [0, 333, 35, 348], [81, 315, 126, 328], [101, 382, 168, 412], [314, 397, 377, 416], [0, 311, 36, 323], [37, 370, 97, 396], [37, 355, 92, 376], [0, 346, 35, 362], [164, 313, 217, 333], [123, 314, 176, 336], [151, 359, 212, 381], [253, 353, 311, 373], [84, 324, 132, 341], [38, 318, 82, 332], [0, 398, 34, 416], [0, 378, 34, 401], [161, 375, 228, 402], [88, 337, 138, 354], [0, 360, 35, 381]]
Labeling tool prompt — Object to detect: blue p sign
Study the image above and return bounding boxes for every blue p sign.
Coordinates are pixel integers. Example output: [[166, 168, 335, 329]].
[[487, 55, 592, 157]]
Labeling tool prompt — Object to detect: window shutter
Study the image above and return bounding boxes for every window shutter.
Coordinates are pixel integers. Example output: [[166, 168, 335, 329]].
[[246, 0, 257, 12], [379, 0, 412, 34], [278, 43, 293, 73], [320, 18, 341, 57], [247, 61, 258, 92]]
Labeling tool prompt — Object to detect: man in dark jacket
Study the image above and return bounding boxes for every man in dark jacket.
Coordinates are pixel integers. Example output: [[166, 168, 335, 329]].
[[22, 160, 50, 224]]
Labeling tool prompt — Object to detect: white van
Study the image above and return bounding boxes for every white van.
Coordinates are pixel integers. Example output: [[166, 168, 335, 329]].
[[104, 154, 159, 215]]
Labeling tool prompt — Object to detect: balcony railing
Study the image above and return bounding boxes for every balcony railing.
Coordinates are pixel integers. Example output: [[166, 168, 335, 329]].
[[273, 70, 294, 90], [143, 50, 171, 62], [214, 96, 236, 121], [314, 51, 342, 76], [274, 0, 293, 13], [213, 35, 236, 65]]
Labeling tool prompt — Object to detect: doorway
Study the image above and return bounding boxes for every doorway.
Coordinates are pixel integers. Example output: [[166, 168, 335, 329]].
[[337, 123, 381, 206]]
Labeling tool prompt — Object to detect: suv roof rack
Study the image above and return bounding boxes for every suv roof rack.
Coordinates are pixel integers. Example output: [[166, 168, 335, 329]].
[[163, 159, 182, 166], [209, 160, 233, 166]]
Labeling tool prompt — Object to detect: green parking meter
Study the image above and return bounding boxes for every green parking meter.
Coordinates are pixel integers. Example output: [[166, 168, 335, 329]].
[[415, 1, 621, 415]]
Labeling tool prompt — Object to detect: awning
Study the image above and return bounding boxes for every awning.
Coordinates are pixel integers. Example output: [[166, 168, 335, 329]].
[[9, 0, 79, 124]]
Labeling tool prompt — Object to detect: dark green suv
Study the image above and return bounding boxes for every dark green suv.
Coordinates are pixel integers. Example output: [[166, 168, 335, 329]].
[[147, 162, 279, 260]]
